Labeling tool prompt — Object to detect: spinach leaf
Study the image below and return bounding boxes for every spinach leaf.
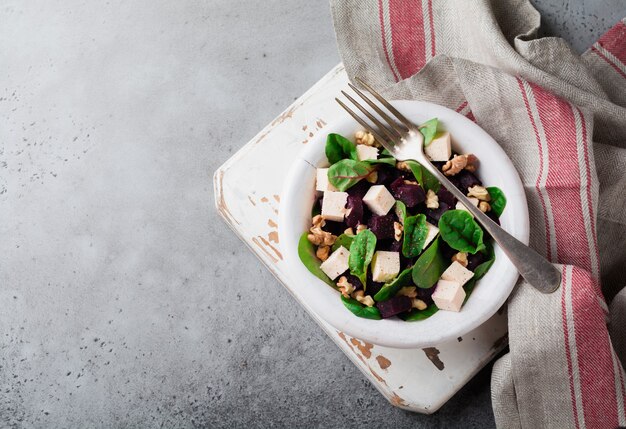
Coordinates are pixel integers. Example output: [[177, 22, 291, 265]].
[[402, 214, 429, 258], [419, 118, 438, 146], [381, 148, 393, 157], [332, 233, 354, 252], [405, 160, 440, 193], [395, 201, 407, 225], [438, 210, 486, 254], [373, 267, 414, 302], [341, 295, 382, 320], [474, 241, 495, 280], [328, 159, 375, 192], [399, 304, 439, 321], [348, 229, 377, 286], [365, 157, 396, 166], [297, 232, 336, 288], [325, 133, 357, 165], [487, 187, 507, 217], [412, 238, 448, 289]]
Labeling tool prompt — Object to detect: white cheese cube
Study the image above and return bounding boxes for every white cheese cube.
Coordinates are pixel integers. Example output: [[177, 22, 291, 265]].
[[424, 131, 452, 162], [455, 197, 479, 216], [371, 251, 400, 283], [321, 191, 348, 222], [320, 246, 350, 280], [316, 168, 337, 192], [356, 145, 379, 161], [441, 261, 475, 287], [362, 185, 395, 216], [432, 279, 466, 312], [424, 222, 439, 249]]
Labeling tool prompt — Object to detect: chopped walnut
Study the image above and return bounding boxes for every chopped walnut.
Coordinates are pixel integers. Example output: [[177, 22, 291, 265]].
[[403, 179, 418, 185], [479, 201, 491, 213], [398, 286, 417, 298], [356, 224, 368, 233], [366, 171, 378, 184], [452, 252, 468, 267], [442, 154, 478, 176], [393, 222, 403, 241], [353, 290, 375, 307], [425, 189, 439, 209], [312, 214, 326, 228], [344, 227, 355, 236], [355, 130, 377, 147], [307, 226, 336, 246], [396, 161, 411, 172], [316, 245, 330, 261], [337, 276, 355, 298], [412, 299, 427, 310], [467, 185, 491, 201]]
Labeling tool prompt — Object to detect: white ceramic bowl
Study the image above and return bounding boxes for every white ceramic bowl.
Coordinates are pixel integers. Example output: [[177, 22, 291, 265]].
[[279, 100, 529, 349]]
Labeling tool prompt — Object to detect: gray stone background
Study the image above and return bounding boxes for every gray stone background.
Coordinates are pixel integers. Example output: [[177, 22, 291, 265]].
[[1, 0, 624, 427]]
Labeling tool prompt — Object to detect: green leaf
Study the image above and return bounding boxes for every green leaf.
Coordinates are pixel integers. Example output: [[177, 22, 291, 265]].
[[474, 241, 495, 280], [399, 304, 439, 321], [419, 118, 438, 147], [381, 148, 393, 157], [332, 233, 354, 253], [365, 157, 396, 166], [328, 159, 375, 192], [340, 295, 382, 320], [438, 210, 486, 254], [325, 133, 357, 164], [348, 229, 377, 286], [373, 267, 414, 302], [297, 232, 336, 288], [402, 214, 429, 258], [405, 160, 440, 193], [487, 187, 507, 217], [395, 201, 407, 225], [412, 238, 448, 289]]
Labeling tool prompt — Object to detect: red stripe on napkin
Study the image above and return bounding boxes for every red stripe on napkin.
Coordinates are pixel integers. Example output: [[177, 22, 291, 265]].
[[389, 0, 425, 79], [597, 21, 626, 66]]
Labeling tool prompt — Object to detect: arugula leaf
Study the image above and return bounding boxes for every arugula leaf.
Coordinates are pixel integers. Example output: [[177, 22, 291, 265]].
[[412, 238, 448, 289], [395, 201, 407, 225], [419, 118, 438, 146], [340, 295, 382, 320], [405, 160, 440, 193], [348, 229, 377, 286], [438, 210, 486, 254], [328, 159, 375, 192], [402, 214, 429, 258], [332, 233, 354, 252], [487, 187, 507, 217], [373, 267, 414, 302], [297, 232, 336, 288], [325, 133, 357, 164], [399, 304, 439, 321], [365, 157, 396, 166]]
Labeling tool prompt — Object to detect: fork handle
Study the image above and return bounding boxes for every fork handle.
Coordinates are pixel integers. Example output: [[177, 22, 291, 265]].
[[419, 161, 561, 294]]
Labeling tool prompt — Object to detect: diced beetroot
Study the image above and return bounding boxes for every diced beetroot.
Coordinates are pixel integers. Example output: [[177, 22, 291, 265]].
[[366, 273, 385, 297], [467, 251, 485, 271], [376, 165, 401, 187], [431, 161, 446, 171], [344, 273, 363, 291], [456, 170, 482, 191], [394, 183, 425, 208], [346, 181, 370, 199], [390, 177, 405, 194], [437, 187, 457, 207], [426, 201, 450, 224], [376, 295, 413, 318], [345, 195, 364, 228], [322, 220, 346, 236], [439, 240, 457, 260], [369, 214, 396, 239], [415, 285, 435, 305]]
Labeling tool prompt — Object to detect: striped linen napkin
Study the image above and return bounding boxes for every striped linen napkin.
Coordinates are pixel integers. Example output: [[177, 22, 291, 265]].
[[330, 1, 626, 427]]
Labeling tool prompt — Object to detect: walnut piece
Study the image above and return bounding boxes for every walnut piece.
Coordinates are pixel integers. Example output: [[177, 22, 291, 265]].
[[479, 201, 491, 213], [412, 299, 427, 310], [337, 276, 355, 298], [452, 252, 468, 267], [316, 245, 330, 261], [397, 286, 417, 298], [396, 161, 411, 172], [356, 224, 368, 233], [312, 214, 326, 228], [467, 185, 491, 201], [355, 130, 377, 147], [353, 290, 375, 307], [344, 227, 355, 237], [307, 226, 336, 246], [393, 222, 403, 241], [442, 154, 478, 176], [425, 189, 439, 209]]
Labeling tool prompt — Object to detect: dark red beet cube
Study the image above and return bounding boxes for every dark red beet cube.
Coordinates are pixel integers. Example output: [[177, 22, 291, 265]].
[[347, 181, 370, 200], [369, 214, 396, 239], [344, 273, 363, 291], [467, 251, 486, 272], [345, 195, 364, 228], [415, 286, 435, 305], [456, 170, 482, 191], [376, 295, 413, 318], [437, 187, 457, 207], [390, 177, 405, 194], [322, 220, 346, 236], [375, 165, 401, 187], [394, 183, 425, 208], [426, 201, 450, 224]]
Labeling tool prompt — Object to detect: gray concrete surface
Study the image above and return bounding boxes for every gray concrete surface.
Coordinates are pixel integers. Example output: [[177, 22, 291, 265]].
[[1, 0, 624, 427]]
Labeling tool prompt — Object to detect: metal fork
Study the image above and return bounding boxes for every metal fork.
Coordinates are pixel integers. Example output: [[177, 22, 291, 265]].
[[336, 78, 561, 294]]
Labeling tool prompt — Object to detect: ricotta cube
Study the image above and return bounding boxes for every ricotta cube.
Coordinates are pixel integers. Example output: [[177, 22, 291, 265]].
[[316, 168, 337, 192], [371, 251, 400, 283], [455, 197, 479, 216], [424, 131, 452, 162], [441, 261, 475, 287], [432, 279, 466, 312], [321, 191, 348, 222], [363, 185, 395, 216], [424, 222, 439, 249], [320, 246, 350, 280], [356, 144, 379, 161]]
